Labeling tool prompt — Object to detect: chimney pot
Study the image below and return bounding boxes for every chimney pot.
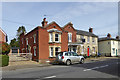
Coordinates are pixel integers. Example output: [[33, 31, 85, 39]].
[[116, 36, 119, 39], [41, 18, 48, 27], [107, 33, 111, 38], [89, 27, 93, 33], [43, 18, 46, 21]]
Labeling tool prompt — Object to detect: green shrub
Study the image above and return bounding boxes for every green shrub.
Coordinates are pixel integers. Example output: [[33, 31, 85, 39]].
[[0, 55, 9, 67]]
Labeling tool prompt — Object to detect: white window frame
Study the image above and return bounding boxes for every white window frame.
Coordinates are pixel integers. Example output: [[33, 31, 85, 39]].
[[112, 48, 115, 54], [49, 33, 53, 42], [50, 47, 53, 57], [55, 33, 59, 42], [55, 47, 60, 56], [93, 47, 95, 53], [26, 38, 28, 45], [33, 46, 36, 56], [68, 33, 72, 42], [113, 41, 115, 45], [81, 46, 84, 54], [33, 34, 36, 43]]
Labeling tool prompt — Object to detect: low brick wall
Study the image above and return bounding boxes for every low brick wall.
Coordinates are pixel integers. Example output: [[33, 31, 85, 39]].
[[49, 57, 56, 63]]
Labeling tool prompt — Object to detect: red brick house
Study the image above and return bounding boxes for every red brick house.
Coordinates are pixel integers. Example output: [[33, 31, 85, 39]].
[[20, 18, 98, 63], [0, 27, 8, 42], [20, 18, 68, 63]]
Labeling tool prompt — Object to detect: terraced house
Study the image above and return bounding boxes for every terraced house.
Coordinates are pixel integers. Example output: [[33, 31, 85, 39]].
[[20, 18, 98, 62], [63, 23, 98, 56], [98, 33, 120, 56]]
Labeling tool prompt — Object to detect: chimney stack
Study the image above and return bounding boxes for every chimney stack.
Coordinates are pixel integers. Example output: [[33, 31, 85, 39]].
[[107, 33, 111, 38], [116, 36, 119, 39], [41, 18, 48, 27], [89, 27, 93, 33]]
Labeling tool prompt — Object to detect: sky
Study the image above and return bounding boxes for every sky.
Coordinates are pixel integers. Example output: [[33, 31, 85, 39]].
[[2, 2, 118, 43]]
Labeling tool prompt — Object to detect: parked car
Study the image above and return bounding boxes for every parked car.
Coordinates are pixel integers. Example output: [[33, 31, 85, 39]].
[[56, 51, 85, 65]]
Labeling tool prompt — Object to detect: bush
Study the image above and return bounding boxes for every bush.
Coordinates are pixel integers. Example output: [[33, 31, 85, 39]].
[[0, 42, 10, 55], [0, 55, 9, 67]]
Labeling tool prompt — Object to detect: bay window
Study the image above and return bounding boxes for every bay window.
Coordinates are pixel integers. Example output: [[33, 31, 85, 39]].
[[55, 33, 59, 42], [49, 33, 53, 42]]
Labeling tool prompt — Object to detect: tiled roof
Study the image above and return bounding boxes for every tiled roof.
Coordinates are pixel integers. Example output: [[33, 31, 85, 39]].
[[98, 37, 120, 42], [76, 29, 98, 37]]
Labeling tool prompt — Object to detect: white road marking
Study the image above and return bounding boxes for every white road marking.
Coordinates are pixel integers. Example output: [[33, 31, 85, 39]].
[[116, 62, 120, 64], [83, 65, 109, 71], [99, 65, 108, 68], [44, 76, 56, 79]]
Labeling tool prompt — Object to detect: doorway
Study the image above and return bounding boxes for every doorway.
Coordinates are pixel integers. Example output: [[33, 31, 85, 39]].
[[87, 46, 90, 56], [116, 49, 117, 56]]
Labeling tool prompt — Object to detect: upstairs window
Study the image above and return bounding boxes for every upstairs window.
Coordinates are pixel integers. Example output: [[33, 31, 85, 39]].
[[68, 33, 72, 42], [33, 34, 36, 43], [92, 37, 95, 44], [113, 41, 115, 45], [87, 36, 90, 43], [55, 33, 59, 42], [49, 33, 53, 42]]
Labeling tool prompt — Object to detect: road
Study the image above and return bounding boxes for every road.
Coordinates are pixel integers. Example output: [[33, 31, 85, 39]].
[[2, 58, 120, 80]]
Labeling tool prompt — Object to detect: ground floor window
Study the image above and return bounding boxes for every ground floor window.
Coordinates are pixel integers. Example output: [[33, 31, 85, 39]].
[[33, 47, 36, 56], [92, 47, 95, 53], [68, 47, 71, 52], [49, 47, 61, 57], [112, 48, 115, 54], [55, 47, 60, 56], [118, 49, 120, 53], [81, 46, 84, 54], [50, 47, 53, 57], [73, 47, 77, 53]]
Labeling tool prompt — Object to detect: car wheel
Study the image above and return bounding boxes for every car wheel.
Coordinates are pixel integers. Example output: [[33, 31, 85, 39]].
[[66, 60, 71, 66], [80, 58, 84, 64]]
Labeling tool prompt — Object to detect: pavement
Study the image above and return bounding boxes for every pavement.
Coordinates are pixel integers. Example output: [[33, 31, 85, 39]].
[[1, 57, 119, 71], [2, 57, 120, 80]]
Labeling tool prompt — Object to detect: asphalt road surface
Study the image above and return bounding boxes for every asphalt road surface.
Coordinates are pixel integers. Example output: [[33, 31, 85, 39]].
[[2, 58, 120, 80]]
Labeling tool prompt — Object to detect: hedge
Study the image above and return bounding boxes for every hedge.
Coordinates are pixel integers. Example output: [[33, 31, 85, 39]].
[[0, 55, 9, 67]]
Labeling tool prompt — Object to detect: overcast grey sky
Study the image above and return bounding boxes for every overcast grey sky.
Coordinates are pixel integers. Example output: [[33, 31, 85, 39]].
[[2, 2, 118, 43]]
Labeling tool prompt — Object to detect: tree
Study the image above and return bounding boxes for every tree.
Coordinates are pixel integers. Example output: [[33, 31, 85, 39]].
[[0, 42, 10, 55], [10, 26, 26, 47], [10, 38, 19, 47], [16, 26, 26, 41]]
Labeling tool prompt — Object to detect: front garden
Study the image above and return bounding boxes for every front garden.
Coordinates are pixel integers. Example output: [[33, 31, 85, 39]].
[[0, 42, 10, 67]]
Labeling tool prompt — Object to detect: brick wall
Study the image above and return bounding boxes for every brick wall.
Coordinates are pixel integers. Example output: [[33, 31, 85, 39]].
[[0, 29, 6, 42], [63, 24, 76, 42]]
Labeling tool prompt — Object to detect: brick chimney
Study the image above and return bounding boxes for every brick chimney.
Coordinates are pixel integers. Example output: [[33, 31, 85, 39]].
[[41, 18, 48, 27], [116, 36, 119, 39], [89, 27, 93, 33], [107, 33, 111, 38]]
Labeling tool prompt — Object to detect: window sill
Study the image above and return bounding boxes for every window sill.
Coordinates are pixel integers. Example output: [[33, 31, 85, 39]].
[[49, 56, 56, 58], [49, 42, 61, 44]]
